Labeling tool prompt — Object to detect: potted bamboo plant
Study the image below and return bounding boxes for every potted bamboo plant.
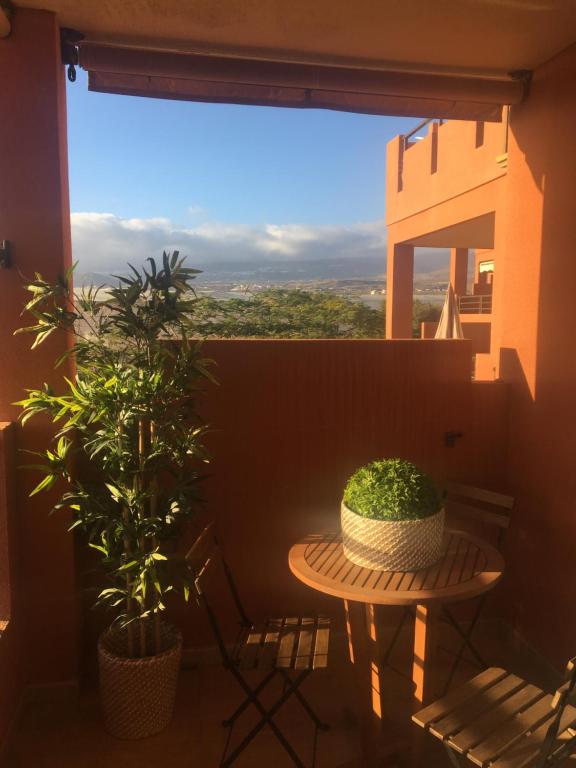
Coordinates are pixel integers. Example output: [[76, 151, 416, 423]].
[[15, 252, 214, 739], [341, 458, 444, 571]]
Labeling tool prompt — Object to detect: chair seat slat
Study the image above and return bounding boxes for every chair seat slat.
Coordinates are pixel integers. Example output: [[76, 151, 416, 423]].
[[448, 684, 546, 755], [430, 675, 527, 740], [467, 695, 560, 767], [313, 617, 330, 669], [488, 704, 576, 768], [276, 617, 300, 669], [413, 667, 508, 729], [258, 619, 283, 669], [294, 618, 315, 670]]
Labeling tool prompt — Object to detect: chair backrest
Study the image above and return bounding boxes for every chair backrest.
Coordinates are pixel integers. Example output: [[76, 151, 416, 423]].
[[186, 522, 252, 665], [535, 656, 576, 767], [445, 482, 514, 544]]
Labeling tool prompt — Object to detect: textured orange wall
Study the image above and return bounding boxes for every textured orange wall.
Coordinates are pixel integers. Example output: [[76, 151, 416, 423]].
[[160, 340, 509, 646], [420, 320, 491, 355], [491, 43, 576, 667], [387, 175, 506, 247], [0, 6, 79, 722], [0, 425, 21, 750]]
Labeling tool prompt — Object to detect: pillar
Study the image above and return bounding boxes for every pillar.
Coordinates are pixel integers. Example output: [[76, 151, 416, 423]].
[[386, 242, 414, 338], [0, 6, 78, 700], [450, 247, 468, 298]]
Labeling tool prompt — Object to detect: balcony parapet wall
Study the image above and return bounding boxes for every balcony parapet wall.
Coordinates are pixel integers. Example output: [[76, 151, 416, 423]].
[[386, 119, 508, 226], [111, 339, 510, 650]]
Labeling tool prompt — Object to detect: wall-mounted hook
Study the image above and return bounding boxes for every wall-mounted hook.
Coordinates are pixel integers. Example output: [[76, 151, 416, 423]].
[[444, 431, 463, 448], [0, 240, 11, 269], [60, 28, 84, 83]]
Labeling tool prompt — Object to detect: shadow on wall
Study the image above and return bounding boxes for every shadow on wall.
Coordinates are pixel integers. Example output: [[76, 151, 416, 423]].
[[498, 42, 576, 668]]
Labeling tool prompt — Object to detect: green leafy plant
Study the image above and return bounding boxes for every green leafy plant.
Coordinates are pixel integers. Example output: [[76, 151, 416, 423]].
[[15, 252, 215, 658], [188, 289, 385, 338], [343, 458, 442, 521]]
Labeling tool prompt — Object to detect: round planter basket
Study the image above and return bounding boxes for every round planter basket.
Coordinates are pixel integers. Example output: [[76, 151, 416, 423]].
[[98, 622, 182, 739], [341, 502, 445, 572]]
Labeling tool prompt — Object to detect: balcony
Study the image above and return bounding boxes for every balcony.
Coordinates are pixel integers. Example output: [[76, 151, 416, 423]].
[[0, 339, 519, 767], [3, 4, 576, 768], [386, 118, 509, 229]]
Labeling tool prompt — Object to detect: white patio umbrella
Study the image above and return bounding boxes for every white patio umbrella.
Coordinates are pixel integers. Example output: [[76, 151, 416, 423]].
[[434, 284, 464, 339]]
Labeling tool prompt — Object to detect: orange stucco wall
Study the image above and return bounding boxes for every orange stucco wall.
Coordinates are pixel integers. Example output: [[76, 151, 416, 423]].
[[490, 43, 576, 667], [420, 319, 491, 355], [387, 175, 506, 249], [386, 43, 576, 669], [0, 7, 79, 737]]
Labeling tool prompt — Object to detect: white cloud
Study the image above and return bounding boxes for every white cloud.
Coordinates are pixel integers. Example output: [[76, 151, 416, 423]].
[[71, 212, 388, 272], [70, 212, 449, 280], [187, 204, 208, 220]]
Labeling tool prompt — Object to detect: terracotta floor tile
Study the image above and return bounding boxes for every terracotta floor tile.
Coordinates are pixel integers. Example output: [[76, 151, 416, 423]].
[[3, 621, 569, 768]]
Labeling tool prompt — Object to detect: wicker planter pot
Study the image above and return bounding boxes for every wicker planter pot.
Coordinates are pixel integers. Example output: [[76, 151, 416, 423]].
[[341, 502, 445, 572], [98, 623, 183, 739]]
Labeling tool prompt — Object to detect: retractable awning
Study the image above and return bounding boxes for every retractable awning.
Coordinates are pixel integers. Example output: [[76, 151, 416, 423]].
[[79, 43, 528, 122]]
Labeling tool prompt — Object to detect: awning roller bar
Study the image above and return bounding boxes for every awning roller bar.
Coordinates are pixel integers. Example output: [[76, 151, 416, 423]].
[[79, 43, 529, 122]]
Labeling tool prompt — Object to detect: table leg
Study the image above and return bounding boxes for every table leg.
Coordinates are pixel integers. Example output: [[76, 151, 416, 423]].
[[412, 603, 438, 707], [343, 600, 405, 767]]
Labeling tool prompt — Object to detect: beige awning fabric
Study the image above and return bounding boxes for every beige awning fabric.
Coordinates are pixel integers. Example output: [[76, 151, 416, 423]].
[[79, 43, 527, 121], [435, 285, 464, 340]]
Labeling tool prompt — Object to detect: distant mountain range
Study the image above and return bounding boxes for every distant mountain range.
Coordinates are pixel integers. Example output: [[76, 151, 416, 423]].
[[75, 253, 451, 287]]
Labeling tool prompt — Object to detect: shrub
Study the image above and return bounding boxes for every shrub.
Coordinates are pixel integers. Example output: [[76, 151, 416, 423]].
[[343, 458, 442, 521]]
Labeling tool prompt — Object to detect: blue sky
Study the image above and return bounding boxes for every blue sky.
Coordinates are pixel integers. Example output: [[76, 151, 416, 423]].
[[67, 70, 419, 226], [66, 70, 435, 278]]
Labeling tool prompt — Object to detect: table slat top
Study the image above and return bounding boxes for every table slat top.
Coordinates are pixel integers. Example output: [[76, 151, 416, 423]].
[[289, 530, 504, 606]]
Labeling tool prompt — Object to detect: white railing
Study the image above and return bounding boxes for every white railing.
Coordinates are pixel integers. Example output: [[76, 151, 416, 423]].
[[458, 294, 492, 314]]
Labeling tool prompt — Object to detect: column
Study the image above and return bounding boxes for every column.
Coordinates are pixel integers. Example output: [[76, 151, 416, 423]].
[[0, 8, 78, 690], [450, 247, 469, 298], [386, 242, 414, 339]]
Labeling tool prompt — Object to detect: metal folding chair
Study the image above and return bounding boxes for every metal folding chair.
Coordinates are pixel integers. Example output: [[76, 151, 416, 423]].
[[413, 656, 576, 768], [438, 483, 515, 694], [186, 523, 331, 768], [375, 484, 514, 695]]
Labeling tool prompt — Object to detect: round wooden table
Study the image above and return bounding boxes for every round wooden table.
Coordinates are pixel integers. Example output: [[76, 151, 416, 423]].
[[289, 529, 505, 767]]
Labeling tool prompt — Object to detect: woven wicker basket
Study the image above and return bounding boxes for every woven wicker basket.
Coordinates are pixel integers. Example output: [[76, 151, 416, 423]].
[[98, 622, 182, 739], [341, 502, 445, 572]]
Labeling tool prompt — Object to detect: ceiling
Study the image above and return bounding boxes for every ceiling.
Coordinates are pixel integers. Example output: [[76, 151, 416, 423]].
[[11, 0, 576, 76], [408, 213, 496, 249]]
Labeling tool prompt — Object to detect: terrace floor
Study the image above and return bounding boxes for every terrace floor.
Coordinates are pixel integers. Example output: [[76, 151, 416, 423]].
[[3, 618, 571, 768]]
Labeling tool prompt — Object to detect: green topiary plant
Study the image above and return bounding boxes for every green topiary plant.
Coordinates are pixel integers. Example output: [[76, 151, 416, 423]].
[[15, 251, 214, 659], [343, 458, 442, 522]]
